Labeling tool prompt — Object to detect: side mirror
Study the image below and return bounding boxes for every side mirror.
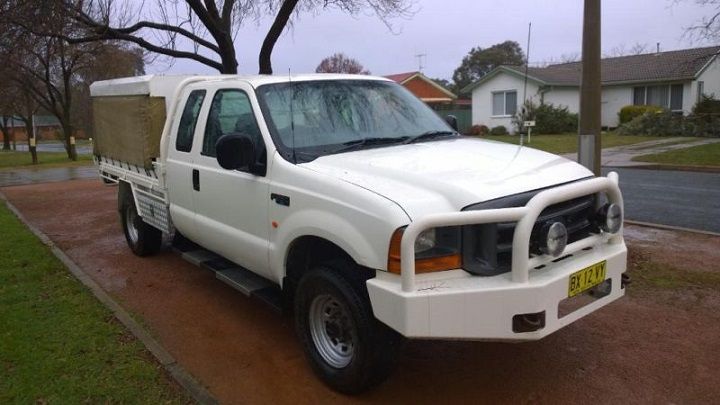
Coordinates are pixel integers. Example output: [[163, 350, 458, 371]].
[[445, 114, 459, 132], [216, 134, 255, 171]]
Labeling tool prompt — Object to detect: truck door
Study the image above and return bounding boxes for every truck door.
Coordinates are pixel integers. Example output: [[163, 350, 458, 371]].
[[166, 87, 208, 240], [191, 85, 271, 278]]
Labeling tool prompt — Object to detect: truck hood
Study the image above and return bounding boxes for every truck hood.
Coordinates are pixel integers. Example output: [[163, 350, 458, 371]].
[[301, 137, 593, 219]]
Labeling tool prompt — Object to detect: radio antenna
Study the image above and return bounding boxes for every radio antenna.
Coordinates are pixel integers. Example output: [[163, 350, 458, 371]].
[[288, 68, 297, 163], [521, 22, 532, 147]]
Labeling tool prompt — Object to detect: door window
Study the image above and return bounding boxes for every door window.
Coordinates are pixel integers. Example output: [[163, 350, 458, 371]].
[[175, 90, 206, 152], [202, 89, 263, 158]]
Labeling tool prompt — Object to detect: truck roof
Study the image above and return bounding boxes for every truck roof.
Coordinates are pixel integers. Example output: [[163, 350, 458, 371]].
[[89, 73, 392, 98]]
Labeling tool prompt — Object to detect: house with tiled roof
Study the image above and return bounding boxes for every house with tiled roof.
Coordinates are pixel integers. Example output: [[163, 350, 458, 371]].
[[463, 46, 720, 130], [385, 71, 457, 105]]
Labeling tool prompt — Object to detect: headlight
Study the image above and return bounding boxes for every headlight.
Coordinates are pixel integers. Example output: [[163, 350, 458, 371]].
[[387, 227, 461, 274], [598, 203, 622, 234], [541, 221, 568, 257], [415, 229, 436, 254]]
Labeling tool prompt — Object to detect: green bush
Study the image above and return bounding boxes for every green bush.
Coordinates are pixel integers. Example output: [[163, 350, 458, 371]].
[[467, 124, 490, 136], [692, 95, 720, 115], [616, 111, 684, 136], [513, 100, 578, 134], [490, 125, 508, 135], [618, 105, 665, 125], [689, 96, 720, 137], [616, 96, 720, 138]]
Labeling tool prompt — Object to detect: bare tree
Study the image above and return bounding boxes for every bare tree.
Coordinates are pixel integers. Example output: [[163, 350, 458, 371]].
[[0, 76, 40, 162], [682, 0, 720, 42], [605, 42, 648, 57], [38, 0, 412, 74], [11, 89, 41, 165], [315, 53, 370, 74], [0, 19, 100, 160]]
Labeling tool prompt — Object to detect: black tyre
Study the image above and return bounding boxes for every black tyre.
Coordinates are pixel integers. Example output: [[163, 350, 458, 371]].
[[119, 184, 162, 257], [294, 263, 402, 394]]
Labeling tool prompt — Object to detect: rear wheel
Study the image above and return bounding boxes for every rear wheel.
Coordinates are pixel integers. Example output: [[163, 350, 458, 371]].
[[294, 263, 402, 394], [119, 184, 162, 256]]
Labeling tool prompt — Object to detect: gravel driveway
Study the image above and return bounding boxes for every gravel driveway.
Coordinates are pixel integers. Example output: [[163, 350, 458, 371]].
[[2, 179, 718, 404]]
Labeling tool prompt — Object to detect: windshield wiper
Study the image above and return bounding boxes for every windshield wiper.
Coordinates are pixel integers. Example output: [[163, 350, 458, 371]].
[[328, 136, 410, 155], [403, 130, 457, 144]]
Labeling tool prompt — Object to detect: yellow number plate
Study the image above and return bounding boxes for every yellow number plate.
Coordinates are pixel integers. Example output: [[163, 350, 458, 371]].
[[568, 261, 607, 298]]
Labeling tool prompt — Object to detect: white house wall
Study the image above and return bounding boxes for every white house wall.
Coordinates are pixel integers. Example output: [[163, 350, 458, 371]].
[[471, 72, 634, 131], [471, 72, 541, 132], [601, 86, 633, 127], [543, 88, 578, 111], [693, 56, 720, 104]]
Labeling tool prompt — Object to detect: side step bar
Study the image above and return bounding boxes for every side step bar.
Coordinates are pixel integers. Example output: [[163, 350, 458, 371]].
[[172, 235, 283, 313]]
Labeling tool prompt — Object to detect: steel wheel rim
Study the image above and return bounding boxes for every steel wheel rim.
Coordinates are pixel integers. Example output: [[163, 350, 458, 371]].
[[309, 294, 356, 369], [126, 205, 140, 244]]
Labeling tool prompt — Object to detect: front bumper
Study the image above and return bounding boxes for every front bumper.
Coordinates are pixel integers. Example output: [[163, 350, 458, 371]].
[[367, 173, 627, 341], [367, 241, 626, 340]]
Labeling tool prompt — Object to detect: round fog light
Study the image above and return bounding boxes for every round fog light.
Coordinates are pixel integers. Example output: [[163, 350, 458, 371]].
[[600, 203, 622, 234], [542, 222, 568, 257]]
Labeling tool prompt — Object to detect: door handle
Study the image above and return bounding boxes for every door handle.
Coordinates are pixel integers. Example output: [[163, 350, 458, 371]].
[[192, 169, 200, 191], [271, 193, 290, 206]]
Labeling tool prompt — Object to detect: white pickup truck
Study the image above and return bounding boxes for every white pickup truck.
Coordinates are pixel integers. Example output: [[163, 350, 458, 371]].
[[90, 74, 627, 393]]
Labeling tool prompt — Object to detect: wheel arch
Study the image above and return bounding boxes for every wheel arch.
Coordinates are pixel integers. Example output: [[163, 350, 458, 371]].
[[284, 235, 375, 284]]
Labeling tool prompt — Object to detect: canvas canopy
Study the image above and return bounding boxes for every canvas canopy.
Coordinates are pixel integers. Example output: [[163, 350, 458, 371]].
[[90, 75, 194, 169], [92, 95, 166, 169]]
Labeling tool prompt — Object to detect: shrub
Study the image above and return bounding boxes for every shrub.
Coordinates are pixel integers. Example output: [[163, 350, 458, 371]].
[[616, 98, 720, 138], [467, 124, 489, 136], [692, 95, 720, 115], [616, 111, 685, 136], [513, 100, 578, 134], [618, 105, 665, 125], [490, 125, 508, 135]]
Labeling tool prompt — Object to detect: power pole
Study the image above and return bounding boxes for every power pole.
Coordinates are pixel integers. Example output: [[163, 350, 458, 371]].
[[578, 0, 602, 176]]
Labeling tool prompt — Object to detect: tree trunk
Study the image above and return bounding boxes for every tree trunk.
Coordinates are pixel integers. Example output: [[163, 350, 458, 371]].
[[60, 121, 77, 161], [23, 122, 38, 165], [1, 128, 10, 151], [259, 0, 300, 75], [218, 38, 239, 74], [1, 117, 10, 150]]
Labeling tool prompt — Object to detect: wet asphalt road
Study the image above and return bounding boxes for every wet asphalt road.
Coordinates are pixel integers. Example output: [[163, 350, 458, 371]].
[[603, 167, 720, 233], [13, 143, 92, 154], [0, 165, 97, 187]]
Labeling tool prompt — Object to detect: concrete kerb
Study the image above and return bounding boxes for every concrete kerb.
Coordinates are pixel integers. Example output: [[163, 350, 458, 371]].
[[624, 219, 720, 238], [0, 191, 218, 405]]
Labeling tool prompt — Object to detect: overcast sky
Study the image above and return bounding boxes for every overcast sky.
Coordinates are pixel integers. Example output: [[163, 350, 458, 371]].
[[148, 0, 715, 81]]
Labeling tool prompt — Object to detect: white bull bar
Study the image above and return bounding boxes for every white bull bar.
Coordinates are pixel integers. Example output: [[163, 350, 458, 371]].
[[400, 172, 623, 292]]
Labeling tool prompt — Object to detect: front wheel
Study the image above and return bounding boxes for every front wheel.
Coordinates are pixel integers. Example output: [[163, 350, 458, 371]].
[[119, 184, 162, 257], [294, 264, 402, 394]]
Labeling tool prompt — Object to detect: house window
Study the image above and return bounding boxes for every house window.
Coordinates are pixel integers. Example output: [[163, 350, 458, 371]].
[[633, 84, 684, 112], [633, 87, 646, 106], [670, 84, 684, 111], [698, 81, 705, 102], [492, 90, 517, 116]]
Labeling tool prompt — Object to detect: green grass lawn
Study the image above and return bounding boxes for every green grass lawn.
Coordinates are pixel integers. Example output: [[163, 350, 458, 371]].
[[483, 133, 674, 154], [0, 151, 92, 169], [0, 203, 186, 403], [632, 141, 720, 167]]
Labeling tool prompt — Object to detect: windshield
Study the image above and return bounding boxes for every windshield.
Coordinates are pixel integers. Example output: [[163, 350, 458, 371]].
[[255, 80, 455, 162]]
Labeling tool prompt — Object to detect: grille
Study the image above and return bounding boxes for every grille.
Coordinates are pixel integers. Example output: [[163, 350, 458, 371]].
[[462, 191, 598, 276]]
